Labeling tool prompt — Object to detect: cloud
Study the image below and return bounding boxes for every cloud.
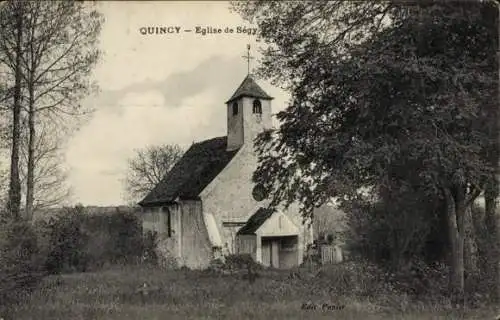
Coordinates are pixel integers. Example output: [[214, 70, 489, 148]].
[[66, 58, 249, 205], [69, 53, 290, 206], [63, 2, 292, 206], [92, 1, 261, 92], [90, 55, 247, 115]]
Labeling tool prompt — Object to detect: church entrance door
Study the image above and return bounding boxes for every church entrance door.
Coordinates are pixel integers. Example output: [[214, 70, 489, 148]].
[[261, 236, 299, 268], [261, 238, 271, 267], [261, 237, 280, 268]]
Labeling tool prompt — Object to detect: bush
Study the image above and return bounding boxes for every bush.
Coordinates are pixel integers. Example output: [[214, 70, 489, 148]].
[[313, 260, 389, 296], [44, 206, 90, 273], [343, 190, 447, 270], [0, 218, 46, 317], [466, 204, 498, 301], [206, 254, 262, 283], [207, 254, 263, 282], [41, 205, 145, 274], [309, 258, 450, 308], [223, 254, 263, 272], [141, 230, 159, 265]]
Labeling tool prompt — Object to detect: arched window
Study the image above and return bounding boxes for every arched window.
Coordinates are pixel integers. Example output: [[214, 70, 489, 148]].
[[232, 102, 238, 115], [252, 99, 262, 114]]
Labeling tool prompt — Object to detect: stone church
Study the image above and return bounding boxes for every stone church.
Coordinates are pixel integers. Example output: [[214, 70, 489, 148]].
[[139, 73, 314, 269]]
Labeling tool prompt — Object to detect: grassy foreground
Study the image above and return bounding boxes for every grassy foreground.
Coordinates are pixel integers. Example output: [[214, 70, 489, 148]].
[[8, 264, 500, 320]]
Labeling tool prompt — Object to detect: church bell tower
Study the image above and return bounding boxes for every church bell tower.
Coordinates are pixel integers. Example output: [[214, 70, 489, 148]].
[[225, 45, 274, 151]]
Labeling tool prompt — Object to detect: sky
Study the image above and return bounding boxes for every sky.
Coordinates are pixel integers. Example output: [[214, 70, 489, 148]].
[[64, 1, 290, 206]]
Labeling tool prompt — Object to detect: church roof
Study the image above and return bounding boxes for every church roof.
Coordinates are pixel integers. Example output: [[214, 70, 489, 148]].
[[237, 207, 275, 235], [225, 75, 274, 104], [138, 136, 239, 207]]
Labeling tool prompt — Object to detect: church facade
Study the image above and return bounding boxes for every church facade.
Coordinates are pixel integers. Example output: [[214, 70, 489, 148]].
[[139, 74, 314, 269]]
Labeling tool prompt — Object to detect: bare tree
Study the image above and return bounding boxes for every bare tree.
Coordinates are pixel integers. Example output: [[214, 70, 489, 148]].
[[21, 2, 101, 219], [0, 1, 103, 219], [19, 119, 72, 211], [124, 144, 184, 203], [0, 1, 24, 219]]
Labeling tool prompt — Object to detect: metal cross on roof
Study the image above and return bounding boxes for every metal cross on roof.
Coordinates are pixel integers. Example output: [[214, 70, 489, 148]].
[[242, 44, 254, 75]]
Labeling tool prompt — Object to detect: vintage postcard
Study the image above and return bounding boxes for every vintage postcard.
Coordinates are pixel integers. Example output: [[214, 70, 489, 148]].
[[0, 1, 498, 319]]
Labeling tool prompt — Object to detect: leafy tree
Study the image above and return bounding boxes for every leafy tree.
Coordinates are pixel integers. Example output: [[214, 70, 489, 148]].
[[482, 0, 500, 302], [124, 144, 184, 202], [234, 1, 498, 298]]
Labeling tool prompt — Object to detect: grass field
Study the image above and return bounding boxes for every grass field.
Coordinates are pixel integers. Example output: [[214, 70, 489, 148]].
[[8, 264, 500, 320]]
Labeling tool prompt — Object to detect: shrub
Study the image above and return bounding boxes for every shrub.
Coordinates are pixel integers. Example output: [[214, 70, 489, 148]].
[[343, 191, 447, 270], [309, 258, 450, 308], [223, 254, 263, 272], [44, 206, 90, 274], [0, 218, 46, 317], [385, 260, 449, 299], [207, 257, 226, 273], [141, 230, 159, 265], [466, 204, 498, 302], [314, 260, 389, 297], [41, 205, 145, 274], [146, 231, 179, 269], [82, 209, 144, 266], [207, 254, 263, 274]]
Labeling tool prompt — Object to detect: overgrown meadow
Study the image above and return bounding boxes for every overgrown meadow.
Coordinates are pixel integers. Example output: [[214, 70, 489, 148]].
[[1, 205, 500, 320], [8, 263, 500, 320]]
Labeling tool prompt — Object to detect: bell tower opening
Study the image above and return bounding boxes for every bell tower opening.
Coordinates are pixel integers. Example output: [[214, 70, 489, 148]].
[[252, 99, 262, 114], [225, 75, 273, 151], [232, 102, 239, 115], [225, 45, 274, 151]]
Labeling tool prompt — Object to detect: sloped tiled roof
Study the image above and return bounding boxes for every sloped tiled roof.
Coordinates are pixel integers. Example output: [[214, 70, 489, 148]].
[[225, 75, 274, 104], [138, 136, 239, 207], [237, 207, 275, 235]]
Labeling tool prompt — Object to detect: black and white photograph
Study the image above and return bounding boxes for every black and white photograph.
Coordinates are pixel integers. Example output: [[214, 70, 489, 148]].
[[0, 1, 499, 319]]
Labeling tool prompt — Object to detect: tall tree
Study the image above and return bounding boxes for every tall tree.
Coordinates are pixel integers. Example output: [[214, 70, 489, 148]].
[[18, 1, 102, 220], [124, 144, 184, 203], [0, 1, 102, 220], [234, 1, 497, 298], [0, 1, 24, 220], [483, 0, 500, 302]]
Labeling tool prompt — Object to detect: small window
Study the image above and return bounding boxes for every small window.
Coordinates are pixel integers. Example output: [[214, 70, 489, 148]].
[[252, 99, 262, 114], [162, 207, 172, 238], [232, 102, 238, 115]]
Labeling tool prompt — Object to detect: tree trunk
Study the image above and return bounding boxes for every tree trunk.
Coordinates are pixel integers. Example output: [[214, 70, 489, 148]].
[[474, 204, 489, 283], [7, 3, 23, 220], [25, 86, 35, 220], [444, 187, 465, 300], [483, 0, 500, 302], [24, 2, 37, 221], [485, 178, 499, 301], [463, 205, 477, 278]]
